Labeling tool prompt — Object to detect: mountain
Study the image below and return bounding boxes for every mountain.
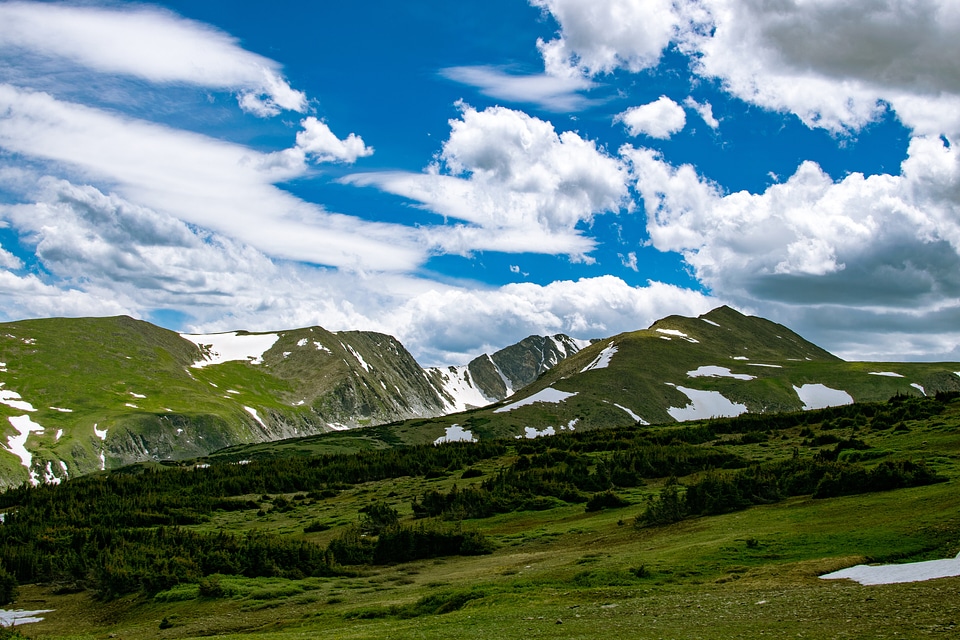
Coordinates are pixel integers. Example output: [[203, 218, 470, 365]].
[[213, 306, 960, 460], [4, 307, 960, 487], [425, 334, 590, 412], [0, 317, 583, 488]]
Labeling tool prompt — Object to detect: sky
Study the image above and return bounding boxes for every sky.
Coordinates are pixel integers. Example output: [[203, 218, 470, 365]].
[[0, 0, 959, 366]]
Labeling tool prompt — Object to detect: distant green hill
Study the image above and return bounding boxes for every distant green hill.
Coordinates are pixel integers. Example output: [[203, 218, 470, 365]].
[[212, 307, 960, 460], [3, 307, 958, 487]]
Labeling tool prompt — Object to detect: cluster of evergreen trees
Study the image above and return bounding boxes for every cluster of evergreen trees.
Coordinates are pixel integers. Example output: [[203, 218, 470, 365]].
[[640, 457, 944, 526]]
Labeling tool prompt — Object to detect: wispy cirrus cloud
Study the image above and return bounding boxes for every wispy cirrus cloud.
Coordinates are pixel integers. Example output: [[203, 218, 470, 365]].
[[0, 1, 305, 116], [440, 65, 598, 112]]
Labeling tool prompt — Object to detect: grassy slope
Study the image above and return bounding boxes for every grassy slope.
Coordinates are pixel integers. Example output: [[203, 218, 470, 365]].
[[11, 397, 960, 639]]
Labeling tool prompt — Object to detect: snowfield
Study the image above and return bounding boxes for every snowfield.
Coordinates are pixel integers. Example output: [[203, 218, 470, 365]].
[[434, 424, 477, 444], [432, 365, 497, 413], [493, 387, 578, 413], [869, 371, 904, 378], [6, 415, 45, 485], [821, 552, 960, 585], [793, 384, 854, 410], [687, 365, 756, 381], [666, 384, 748, 421], [181, 331, 280, 367]]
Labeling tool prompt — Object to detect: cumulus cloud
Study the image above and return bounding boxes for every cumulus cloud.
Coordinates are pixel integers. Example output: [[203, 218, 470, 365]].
[[623, 135, 960, 357], [0, 85, 418, 272], [344, 104, 630, 259], [0, 1, 305, 116], [383, 276, 716, 365], [616, 96, 686, 139], [533, 0, 960, 136], [530, 0, 695, 77]]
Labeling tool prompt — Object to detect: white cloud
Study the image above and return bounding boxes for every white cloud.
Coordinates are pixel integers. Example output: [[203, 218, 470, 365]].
[[533, 0, 960, 136], [344, 104, 630, 259], [616, 96, 686, 139], [0, 244, 22, 270], [294, 117, 374, 164], [440, 65, 597, 112], [619, 252, 638, 271], [530, 0, 695, 77], [684, 97, 719, 129], [0, 1, 305, 116], [623, 135, 960, 359], [383, 276, 716, 365], [0, 85, 420, 272]]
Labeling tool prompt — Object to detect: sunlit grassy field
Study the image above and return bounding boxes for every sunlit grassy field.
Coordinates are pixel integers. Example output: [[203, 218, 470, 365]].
[[8, 397, 960, 639]]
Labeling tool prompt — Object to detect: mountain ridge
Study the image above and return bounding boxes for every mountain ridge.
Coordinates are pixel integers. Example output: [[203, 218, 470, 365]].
[[2, 307, 959, 487]]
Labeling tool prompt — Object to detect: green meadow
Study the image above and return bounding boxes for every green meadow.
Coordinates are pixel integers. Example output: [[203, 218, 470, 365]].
[[3, 393, 959, 639]]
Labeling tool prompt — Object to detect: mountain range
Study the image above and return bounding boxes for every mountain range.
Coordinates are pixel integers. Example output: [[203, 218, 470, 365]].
[[2, 306, 958, 487]]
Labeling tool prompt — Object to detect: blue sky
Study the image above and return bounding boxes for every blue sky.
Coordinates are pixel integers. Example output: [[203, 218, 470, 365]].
[[0, 0, 958, 365]]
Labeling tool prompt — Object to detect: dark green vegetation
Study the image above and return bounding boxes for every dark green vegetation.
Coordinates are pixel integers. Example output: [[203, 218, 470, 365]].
[[3, 392, 960, 639]]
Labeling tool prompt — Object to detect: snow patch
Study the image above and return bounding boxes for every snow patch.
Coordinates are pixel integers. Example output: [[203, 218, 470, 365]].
[[701, 318, 721, 327], [515, 426, 556, 439], [911, 383, 926, 396], [747, 363, 782, 368], [327, 422, 350, 431], [613, 403, 647, 424], [314, 341, 331, 353], [130, 392, 146, 399], [244, 406, 267, 428], [55, 429, 62, 441], [297, 338, 308, 347], [434, 424, 477, 445], [793, 384, 854, 410], [732, 356, 749, 360], [869, 371, 904, 378], [125, 403, 138, 409], [181, 331, 279, 367], [581, 342, 617, 372], [430, 365, 495, 413], [687, 365, 756, 381], [227, 389, 240, 394], [821, 552, 960, 585], [6, 415, 45, 485], [494, 387, 578, 413], [0, 384, 37, 412], [666, 384, 748, 421], [345, 344, 370, 372], [565, 419, 578, 431], [93, 424, 107, 440], [0, 608, 54, 626], [49, 406, 73, 412]]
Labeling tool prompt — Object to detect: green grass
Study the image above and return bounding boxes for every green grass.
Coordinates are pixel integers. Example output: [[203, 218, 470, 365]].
[[8, 397, 960, 639]]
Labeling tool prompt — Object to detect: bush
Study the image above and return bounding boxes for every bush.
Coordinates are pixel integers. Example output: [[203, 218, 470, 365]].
[[0, 565, 18, 605], [585, 490, 630, 512]]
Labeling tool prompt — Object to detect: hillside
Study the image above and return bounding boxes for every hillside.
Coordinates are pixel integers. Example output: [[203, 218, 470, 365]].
[[216, 307, 960, 460], [0, 318, 455, 488], [2, 393, 959, 638], [3, 307, 959, 488], [0, 318, 586, 488]]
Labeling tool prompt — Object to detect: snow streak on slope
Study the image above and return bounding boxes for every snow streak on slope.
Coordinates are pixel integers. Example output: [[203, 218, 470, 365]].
[[581, 342, 617, 372], [494, 387, 578, 413], [181, 332, 279, 368]]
